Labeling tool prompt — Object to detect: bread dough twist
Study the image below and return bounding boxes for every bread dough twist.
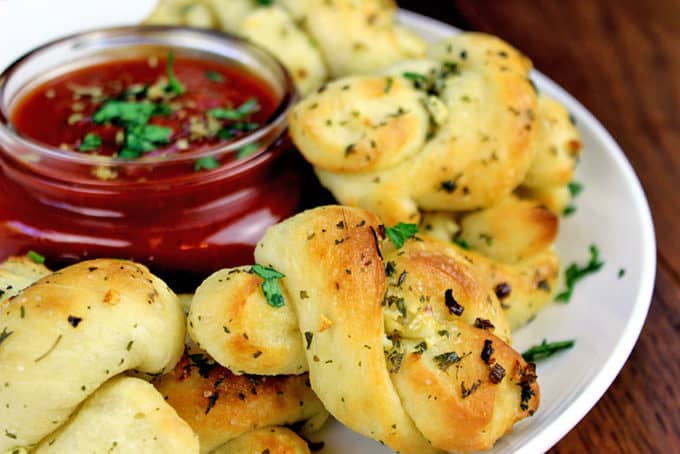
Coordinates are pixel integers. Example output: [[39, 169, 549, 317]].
[[290, 33, 540, 224], [154, 354, 327, 453], [0, 259, 186, 452], [189, 205, 539, 453], [146, 0, 425, 95]]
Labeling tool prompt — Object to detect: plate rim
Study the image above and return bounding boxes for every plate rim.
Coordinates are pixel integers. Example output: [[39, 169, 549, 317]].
[[398, 9, 657, 454]]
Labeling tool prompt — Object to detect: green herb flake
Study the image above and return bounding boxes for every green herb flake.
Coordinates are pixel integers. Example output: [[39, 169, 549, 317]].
[[27, 250, 45, 264], [208, 98, 260, 120], [78, 133, 102, 152], [205, 70, 225, 83], [568, 181, 583, 197], [563, 205, 577, 217], [188, 353, 216, 378], [304, 331, 313, 349], [453, 238, 470, 250], [402, 72, 429, 84], [384, 77, 393, 93], [93, 101, 157, 126], [555, 245, 604, 303], [250, 264, 286, 308], [522, 339, 575, 362], [414, 341, 427, 354], [0, 327, 13, 347], [34, 334, 63, 362], [237, 143, 260, 159], [194, 156, 220, 172], [166, 51, 185, 96], [119, 124, 172, 160], [618, 268, 626, 278], [433, 351, 461, 371], [385, 222, 418, 249]]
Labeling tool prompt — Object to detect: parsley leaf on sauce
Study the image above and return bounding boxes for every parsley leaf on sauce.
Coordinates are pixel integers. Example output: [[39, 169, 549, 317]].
[[78, 133, 102, 152], [522, 339, 575, 362], [208, 98, 260, 120], [119, 124, 172, 159], [385, 222, 418, 249], [205, 70, 225, 83], [166, 50, 185, 96], [251, 264, 286, 308], [92, 100, 157, 126], [555, 245, 604, 302]]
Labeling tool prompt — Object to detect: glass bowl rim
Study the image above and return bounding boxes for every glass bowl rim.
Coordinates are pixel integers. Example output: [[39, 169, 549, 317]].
[[0, 25, 297, 169]]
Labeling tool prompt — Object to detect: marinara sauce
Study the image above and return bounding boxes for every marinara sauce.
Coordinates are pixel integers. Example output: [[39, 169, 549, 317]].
[[0, 39, 306, 289]]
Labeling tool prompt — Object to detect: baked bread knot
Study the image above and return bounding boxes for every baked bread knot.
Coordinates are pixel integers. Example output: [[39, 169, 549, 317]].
[[277, 0, 426, 77], [34, 377, 199, 453], [421, 195, 561, 329], [189, 205, 539, 453], [154, 353, 327, 453], [0, 259, 186, 452], [146, 0, 425, 95], [290, 33, 539, 225]]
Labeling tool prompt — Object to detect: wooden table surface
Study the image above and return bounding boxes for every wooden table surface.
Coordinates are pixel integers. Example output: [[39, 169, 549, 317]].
[[398, 1, 680, 452]]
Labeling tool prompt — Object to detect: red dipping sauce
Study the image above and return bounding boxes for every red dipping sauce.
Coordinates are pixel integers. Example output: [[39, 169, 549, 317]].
[[12, 55, 278, 163], [0, 27, 308, 289]]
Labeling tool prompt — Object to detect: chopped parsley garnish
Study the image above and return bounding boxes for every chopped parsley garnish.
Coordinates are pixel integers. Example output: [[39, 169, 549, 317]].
[[402, 72, 429, 86], [188, 353, 216, 378], [194, 156, 220, 171], [453, 237, 470, 250], [250, 264, 286, 308], [0, 327, 13, 347], [93, 100, 158, 126], [522, 339, 575, 362], [433, 351, 461, 371], [414, 341, 427, 353], [384, 77, 393, 93], [255, 0, 272, 5], [568, 181, 583, 197], [564, 181, 583, 217], [618, 268, 626, 278], [563, 205, 577, 217], [208, 98, 260, 120], [237, 143, 260, 159], [78, 133, 102, 151], [304, 331, 313, 349], [555, 245, 604, 302], [119, 124, 172, 159], [27, 250, 45, 264], [385, 222, 418, 249], [166, 50, 185, 96], [34, 335, 62, 362], [205, 70, 225, 83], [92, 100, 173, 159]]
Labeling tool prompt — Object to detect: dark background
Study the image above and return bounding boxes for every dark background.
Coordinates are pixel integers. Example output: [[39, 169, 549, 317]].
[[397, 0, 680, 452]]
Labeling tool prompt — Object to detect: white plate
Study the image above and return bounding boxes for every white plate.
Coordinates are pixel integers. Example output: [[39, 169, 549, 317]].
[[0, 3, 656, 454]]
